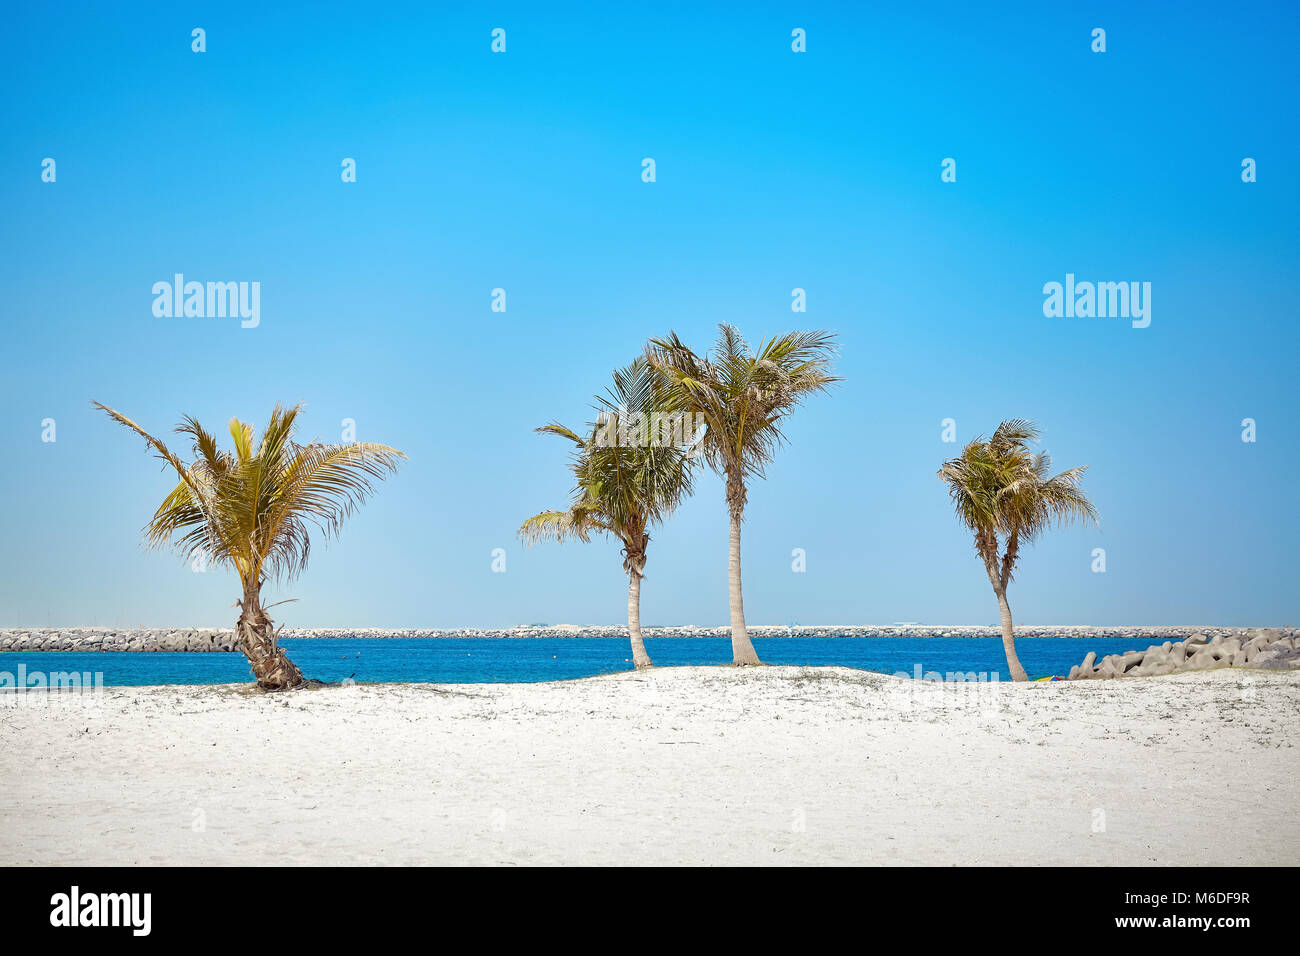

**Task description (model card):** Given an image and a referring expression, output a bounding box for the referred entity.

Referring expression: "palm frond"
[97,402,405,588]
[646,324,839,495]
[521,355,699,567]
[535,422,585,446]
[938,418,1098,572]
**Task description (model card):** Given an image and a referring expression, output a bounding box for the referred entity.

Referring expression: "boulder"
[1144,641,1173,665]
[1119,650,1145,672]
[1070,652,1098,678]
[1217,637,1242,658]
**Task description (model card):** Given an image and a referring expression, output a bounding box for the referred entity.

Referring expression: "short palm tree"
[519,358,697,668]
[647,325,838,665]
[95,402,405,689]
[938,419,1097,681]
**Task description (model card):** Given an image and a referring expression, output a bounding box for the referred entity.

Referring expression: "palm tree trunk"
[627,571,652,668]
[993,587,1028,682]
[236,583,305,690]
[727,500,762,666]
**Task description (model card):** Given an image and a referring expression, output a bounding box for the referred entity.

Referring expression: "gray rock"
[1064,627,1300,680]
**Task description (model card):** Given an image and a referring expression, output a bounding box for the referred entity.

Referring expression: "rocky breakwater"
[0,628,236,652]
[2,624,1279,652]
[1067,628,1300,679]
[282,624,1234,641]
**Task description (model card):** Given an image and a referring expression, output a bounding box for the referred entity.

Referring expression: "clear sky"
[2,2,1296,628]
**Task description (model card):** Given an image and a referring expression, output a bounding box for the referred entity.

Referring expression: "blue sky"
[2,2,1296,628]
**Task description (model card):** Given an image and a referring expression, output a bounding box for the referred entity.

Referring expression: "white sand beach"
[2,666,1296,866]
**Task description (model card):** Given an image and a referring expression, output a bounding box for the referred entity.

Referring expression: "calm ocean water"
[0,636,1161,685]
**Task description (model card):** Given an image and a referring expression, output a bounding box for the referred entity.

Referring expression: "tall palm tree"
[519,358,697,668]
[95,402,405,689]
[647,325,838,665]
[938,419,1097,682]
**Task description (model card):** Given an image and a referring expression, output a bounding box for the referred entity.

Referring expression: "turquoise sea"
[0,636,1162,685]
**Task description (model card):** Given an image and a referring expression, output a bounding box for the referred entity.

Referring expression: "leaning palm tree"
[938,420,1097,681]
[646,325,838,665]
[95,402,404,689]
[519,358,697,668]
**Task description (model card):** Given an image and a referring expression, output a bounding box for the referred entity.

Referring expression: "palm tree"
[519,358,697,668]
[95,402,404,689]
[646,325,838,665]
[937,419,1097,682]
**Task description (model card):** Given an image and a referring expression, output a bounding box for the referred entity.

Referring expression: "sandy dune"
[1,666,1296,866]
